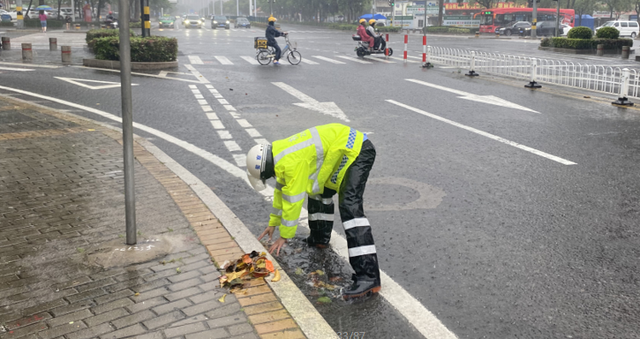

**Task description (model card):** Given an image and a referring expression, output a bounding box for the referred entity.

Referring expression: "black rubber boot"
[305,236,329,249]
[342,274,381,300]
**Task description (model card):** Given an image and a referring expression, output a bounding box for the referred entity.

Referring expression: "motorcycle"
[105,18,118,29]
[352,35,393,57]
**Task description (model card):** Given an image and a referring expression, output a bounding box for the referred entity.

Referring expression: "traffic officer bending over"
[246,123,381,300]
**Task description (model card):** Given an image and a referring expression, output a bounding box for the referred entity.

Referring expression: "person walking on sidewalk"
[246,123,381,300]
[39,11,47,33]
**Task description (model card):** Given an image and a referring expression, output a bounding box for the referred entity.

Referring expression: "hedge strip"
[92,36,178,62]
[541,37,633,50]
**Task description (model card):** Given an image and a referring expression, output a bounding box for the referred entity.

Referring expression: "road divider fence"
[427,46,640,101]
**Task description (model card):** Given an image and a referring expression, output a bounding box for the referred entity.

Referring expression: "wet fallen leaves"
[219,251,278,295]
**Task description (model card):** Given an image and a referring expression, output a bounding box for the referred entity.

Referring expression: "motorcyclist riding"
[366,19,386,51]
[105,11,116,28]
[265,16,288,65]
[356,18,374,52]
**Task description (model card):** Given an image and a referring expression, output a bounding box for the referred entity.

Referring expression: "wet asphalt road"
[1,23,640,339]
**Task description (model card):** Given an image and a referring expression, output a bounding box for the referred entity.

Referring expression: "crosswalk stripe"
[389,56,420,63]
[188,55,203,64]
[336,56,372,64]
[300,58,319,65]
[214,56,234,65]
[313,56,345,64]
[240,56,260,65]
[363,56,395,64]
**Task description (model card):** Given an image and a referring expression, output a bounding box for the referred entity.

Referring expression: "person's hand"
[268,237,287,256]
[258,226,275,242]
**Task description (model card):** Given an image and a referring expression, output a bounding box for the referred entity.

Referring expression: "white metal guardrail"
[428,46,640,99]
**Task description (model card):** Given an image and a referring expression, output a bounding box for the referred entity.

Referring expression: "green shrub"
[376,26,400,32]
[130,20,142,28]
[250,21,267,28]
[92,36,178,62]
[567,26,592,39]
[0,21,13,27]
[86,28,134,49]
[596,26,619,39]
[543,37,632,49]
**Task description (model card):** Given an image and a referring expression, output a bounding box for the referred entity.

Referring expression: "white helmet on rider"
[246,144,273,191]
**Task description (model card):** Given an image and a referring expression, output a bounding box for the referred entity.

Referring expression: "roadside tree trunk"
[438,0,443,26]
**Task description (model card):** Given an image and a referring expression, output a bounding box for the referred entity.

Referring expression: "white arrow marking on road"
[272,82,350,122]
[407,78,540,114]
[0,67,34,71]
[54,77,138,90]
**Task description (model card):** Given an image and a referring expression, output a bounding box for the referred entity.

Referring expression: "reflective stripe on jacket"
[269,123,365,238]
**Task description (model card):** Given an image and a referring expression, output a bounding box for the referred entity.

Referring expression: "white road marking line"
[189,84,198,89]
[229,112,241,119]
[387,99,576,165]
[210,120,225,129]
[77,66,204,84]
[205,84,214,89]
[54,77,138,90]
[245,128,261,137]
[236,119,252,128]
[214,56,234,65]
[218,99,229,105]
[194,94,204,99]
[188,55,204,64]
[206,113,219,120]
[313,56,345,64]
[197,99,207,105]
[240,56,260,65]
[336,56,371,64]
[232,153,247,167]
[364,56,395,63]
[184,64,210,84]
[300,58,319,65]
[191,89,201,94]
[0,62,59,69]
[217,130,232,139]
[254,138,269,145]
[224,105,236,111]
[201,106,213,112]
[0,67,35,71]
[389,56,419,63]
[224,140,242,152]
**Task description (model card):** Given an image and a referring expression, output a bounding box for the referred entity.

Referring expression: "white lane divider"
[0,67,35,72]
[389,56,419,63]
[312,56,345,64]
[214,56,234,65]
[188,55,204,64]
[363,56,395,64]
[300,58,319,65]
[336,56,371,64]
[386,99,576,165]
[240,56,260,65]
[184,64,209,84]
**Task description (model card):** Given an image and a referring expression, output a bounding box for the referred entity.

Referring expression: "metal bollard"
[475,31,479,38]
[49,37,57,51]
[525,58,542,88]
[403,34,408,63]
[74,23,81,30]
[61,46,71,64]
[465,51,479,76]
[612,68,633,106]
[597,44,604,56]
[1,36,10,50]
[384,33,389,57]
[622,46,630,59]
[22,43,32,62]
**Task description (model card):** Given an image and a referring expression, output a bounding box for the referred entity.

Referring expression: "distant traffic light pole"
[532,0,537,39]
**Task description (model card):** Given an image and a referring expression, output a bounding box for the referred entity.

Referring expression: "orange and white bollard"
[403,34,408,63]
[384,33,389,57]
[422,35,427,62]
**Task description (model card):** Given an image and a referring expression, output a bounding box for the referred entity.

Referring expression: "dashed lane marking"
[240,56,260,65]
[214,56,234,65]
[188,55,204,64]
[336,56,371,64]
[312,56,345,64]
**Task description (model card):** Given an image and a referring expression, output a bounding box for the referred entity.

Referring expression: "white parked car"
[0,9,18,20]
[595,20,639,38]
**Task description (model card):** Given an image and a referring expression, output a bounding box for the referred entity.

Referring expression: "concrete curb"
[82,58,178,70]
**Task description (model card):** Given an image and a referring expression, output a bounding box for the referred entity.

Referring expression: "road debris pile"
[219,251,281,295]
[298,269,341,304]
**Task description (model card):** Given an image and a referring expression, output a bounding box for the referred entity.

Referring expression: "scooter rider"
[366,19,386,51]
[246,123,382,300]
[357,18,374,52]
[105,11,115,27]
[265,16,287,65]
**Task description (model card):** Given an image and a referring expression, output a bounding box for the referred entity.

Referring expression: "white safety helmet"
[246,144,271,191]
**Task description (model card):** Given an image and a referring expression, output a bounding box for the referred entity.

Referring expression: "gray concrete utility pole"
[532,0,538,39]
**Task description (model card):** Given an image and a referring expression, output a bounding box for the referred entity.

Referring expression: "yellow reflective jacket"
[269,124,365,238]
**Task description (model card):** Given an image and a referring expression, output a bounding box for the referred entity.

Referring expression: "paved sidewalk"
[0,95,306,338]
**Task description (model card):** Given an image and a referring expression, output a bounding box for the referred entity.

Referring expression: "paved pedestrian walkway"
[0,95,306,339]
[0,31,92,65]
